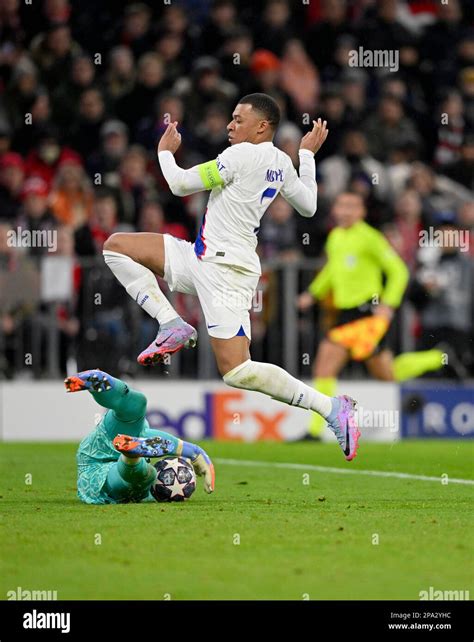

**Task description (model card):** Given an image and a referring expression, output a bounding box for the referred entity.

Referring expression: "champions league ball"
[151,457,196,502]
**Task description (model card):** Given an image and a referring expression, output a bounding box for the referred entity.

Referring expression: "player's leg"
[194,262,359,460]
[65,368,149,434]
[391,349,444,381]
[103,233,197,365]
[104,456,157,503]
[67,369,214,492]
[307,339,348,438]
[365,349,395,381]
[211,335,360,461]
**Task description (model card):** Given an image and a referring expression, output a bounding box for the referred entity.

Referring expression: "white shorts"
[163,234,259,340]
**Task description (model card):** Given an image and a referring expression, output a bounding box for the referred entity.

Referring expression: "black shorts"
[327,301,392,357]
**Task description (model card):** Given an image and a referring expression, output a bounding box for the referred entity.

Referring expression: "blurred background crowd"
[0,0,472,380]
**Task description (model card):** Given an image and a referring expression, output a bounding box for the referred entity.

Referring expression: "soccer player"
[66,368,214,504]
[103,93,360,461]
[297,191,444,439]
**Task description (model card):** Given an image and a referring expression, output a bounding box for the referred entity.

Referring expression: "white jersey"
[159,142,317,276]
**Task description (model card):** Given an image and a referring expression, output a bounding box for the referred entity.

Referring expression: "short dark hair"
[238,93,281,130]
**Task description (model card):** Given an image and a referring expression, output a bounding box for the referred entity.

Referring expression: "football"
[151,457,196,502]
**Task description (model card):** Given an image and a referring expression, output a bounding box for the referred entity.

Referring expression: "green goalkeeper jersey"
[308,220,409,309]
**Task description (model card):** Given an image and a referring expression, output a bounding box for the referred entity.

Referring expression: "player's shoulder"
[358,220,385,241]
[218,142,253,159]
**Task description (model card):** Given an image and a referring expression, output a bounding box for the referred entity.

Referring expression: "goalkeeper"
[298,192,444,438]
[66,369,214,504]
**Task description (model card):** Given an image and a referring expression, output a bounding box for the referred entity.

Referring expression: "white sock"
[103,250,179,325]
[223,359,333,418]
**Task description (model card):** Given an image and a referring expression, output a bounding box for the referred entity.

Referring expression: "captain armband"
[197,160,225,190]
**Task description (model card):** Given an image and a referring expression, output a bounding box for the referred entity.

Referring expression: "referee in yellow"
[298,192,443,438]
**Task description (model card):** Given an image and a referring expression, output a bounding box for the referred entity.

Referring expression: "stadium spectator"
[24,125,79,189]
[410,211,473,376]
[319,130,389,203]
[174,56,237,129]
[194,102,229,159]
[254,0,294,58]
[357,0,413,54]
[199,0,239,57]
[105,46,136,103]
[274,121,302,167]
[305,0,349,73]
[420,0,464,79]
[137,199,189,240]
[4,57,39,131]
[280,39,319,114]
[442,132,474,191]
[0,122,12,156]
[68,88,107,160]
[407,162,472,223]
[51,53,97,133]
[340,69,369,128]
[0,220,38,379]
[115,52,166,131]
[259,196,299,261]
[113,3,154,60]
[154,31,187,90]
[89,191,131,252]
[29,22,81,90]
[0,151,25,222]
[457,200,474,258]
[86,120,129,182]
[248,49,281,97]
[11,87,52,155]
[218,27,254,96]
[314,86,347,159]
[0,0,472,378]
[389,189,424,269]
[118,145,157,226]
[16,176,55,257]
[433,90,465,167]
[50,157,93,227]
[134,93,191,154]
[363,94,421,162]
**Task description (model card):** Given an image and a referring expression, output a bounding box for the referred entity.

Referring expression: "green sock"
[90,379,147,423]
[105,457,157,502]
[308,377,337,437]
[393,350,444,382]
[117,457,156,484]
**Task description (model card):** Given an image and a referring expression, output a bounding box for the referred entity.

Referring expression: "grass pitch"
[1,440,473,600]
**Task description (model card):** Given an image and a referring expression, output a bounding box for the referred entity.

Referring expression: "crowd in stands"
[0,0,472,378]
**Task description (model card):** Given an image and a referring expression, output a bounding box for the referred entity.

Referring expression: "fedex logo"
[146,390,289,441]
[265,169,284,182]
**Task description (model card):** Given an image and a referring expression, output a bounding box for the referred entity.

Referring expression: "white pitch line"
[215,458,474,486]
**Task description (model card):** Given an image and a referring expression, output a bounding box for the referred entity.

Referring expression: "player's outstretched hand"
[157,121,182,155]
[297,291,315,311]
[181,441,215,493]
[300,118,329,155]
